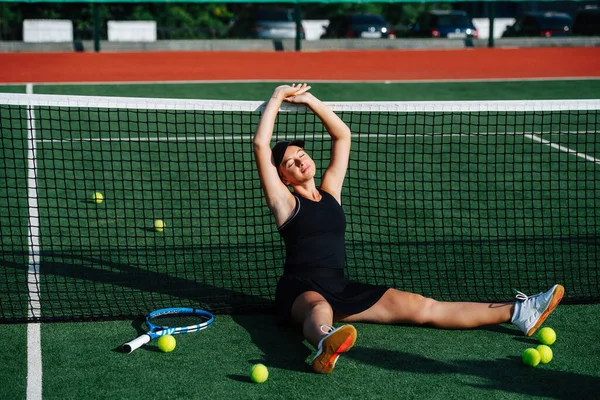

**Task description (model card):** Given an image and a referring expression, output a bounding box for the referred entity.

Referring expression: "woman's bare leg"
[336,288,514,329]
[290,291,335,348]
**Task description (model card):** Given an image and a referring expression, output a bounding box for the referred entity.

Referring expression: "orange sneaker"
[311,324,357,374]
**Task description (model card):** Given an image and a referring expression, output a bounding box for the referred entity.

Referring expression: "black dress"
[274,188,389,321]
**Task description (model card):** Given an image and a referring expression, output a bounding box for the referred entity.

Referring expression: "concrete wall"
[22,20,73,43]
[1,37,599,53]
[472,18,516,40]
[303,20,329,41]
[107,21,157,42]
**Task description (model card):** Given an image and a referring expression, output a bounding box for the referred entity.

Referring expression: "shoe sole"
[526,284,565,336]
[312,325,357,374]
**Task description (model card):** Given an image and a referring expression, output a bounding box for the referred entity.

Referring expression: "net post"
[295,2,302,52]
[488,2,496,48]
[93,3,101,52]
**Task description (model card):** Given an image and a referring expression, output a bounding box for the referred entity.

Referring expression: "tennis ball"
[93,192,104,204]
[250,363,268,384]
[157,334,176,353]
[522,348,541,367]
[536,344,553,364]
[538,327,556,345]
[154,219,165,232]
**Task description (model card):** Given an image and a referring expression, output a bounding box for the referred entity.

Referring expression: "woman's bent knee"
[291,291,331,323]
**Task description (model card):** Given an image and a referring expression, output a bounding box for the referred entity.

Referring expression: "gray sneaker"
[511,284,564,336]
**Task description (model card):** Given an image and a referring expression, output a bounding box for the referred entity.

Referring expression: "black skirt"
[275,268,389,322]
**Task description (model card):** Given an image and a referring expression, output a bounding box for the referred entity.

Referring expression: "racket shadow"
[231,313,314,373]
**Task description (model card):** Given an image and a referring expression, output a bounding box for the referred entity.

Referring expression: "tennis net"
[1,93,599,323]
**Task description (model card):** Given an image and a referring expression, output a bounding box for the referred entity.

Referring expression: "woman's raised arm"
[285,92,351,203]
[253,84,311,219]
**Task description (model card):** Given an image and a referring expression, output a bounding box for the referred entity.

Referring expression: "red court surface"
[1,47,599,83]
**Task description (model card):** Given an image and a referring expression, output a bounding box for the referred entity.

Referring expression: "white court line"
[525,134,600,165]
[26,323,42,400]
[3,76,600,85]
[26,82,43,400]
[35,130,594,144]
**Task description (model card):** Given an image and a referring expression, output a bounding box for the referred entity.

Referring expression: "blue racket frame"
[122,307,214,353]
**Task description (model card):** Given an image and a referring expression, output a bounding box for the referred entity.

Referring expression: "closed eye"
[285,151,306,168]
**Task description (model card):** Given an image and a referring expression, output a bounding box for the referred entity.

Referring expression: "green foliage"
[157,4,232,38]
[0,4,19,39]
[382,2,452,25]
[0,2,455,41]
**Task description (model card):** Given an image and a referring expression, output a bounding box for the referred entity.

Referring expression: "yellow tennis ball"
[157,334,176,353]
[93,192,104,204]
[538,327,556,345]
[154,219,165,232]
[522,348,541,367]
[536,344,553,364]
[250,363,268,383]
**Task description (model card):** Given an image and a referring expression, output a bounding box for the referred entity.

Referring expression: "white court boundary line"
[34,130,596,144]
[1,76,600,86]
[37,132,600,169]
[35,131,600,172]
[525,134,600,166]
[25,82,42,400]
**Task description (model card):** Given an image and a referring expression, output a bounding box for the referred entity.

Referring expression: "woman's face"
[278,145,316,185]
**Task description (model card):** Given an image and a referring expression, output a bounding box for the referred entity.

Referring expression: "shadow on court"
[231,313,313,374]
[1,247,310,370]
[1,247,314,370]
[0,247,276,323]
[346,347,600,399]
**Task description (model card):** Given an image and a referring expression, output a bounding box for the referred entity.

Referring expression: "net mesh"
[1,93,599,323]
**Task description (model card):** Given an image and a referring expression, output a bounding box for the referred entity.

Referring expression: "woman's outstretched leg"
[337,285,564,335]
[337,288,512,328]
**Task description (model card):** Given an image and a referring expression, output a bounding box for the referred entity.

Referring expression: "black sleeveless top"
[279,189,346,276]
[274,189,389,321]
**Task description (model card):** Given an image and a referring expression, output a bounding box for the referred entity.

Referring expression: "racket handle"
[122,334,151,353]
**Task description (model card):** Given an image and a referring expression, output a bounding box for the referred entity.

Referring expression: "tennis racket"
[122,307,214,353]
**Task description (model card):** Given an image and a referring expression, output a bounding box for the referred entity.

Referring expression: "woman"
[252,83,564,374]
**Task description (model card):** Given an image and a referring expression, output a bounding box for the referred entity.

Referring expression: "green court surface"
[1,80,599,399]
[3,79,600,101]
[1,307,600,399]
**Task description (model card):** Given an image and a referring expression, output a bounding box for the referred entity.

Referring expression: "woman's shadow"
[231,312,314,375]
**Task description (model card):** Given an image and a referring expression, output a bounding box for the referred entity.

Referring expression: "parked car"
[407,10,478,39]
[502,12,572,37]
[572,7,600,35]
[226,7,304,39]
[320,14,394,39]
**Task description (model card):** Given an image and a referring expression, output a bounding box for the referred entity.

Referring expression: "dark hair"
[271,140,305,167]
